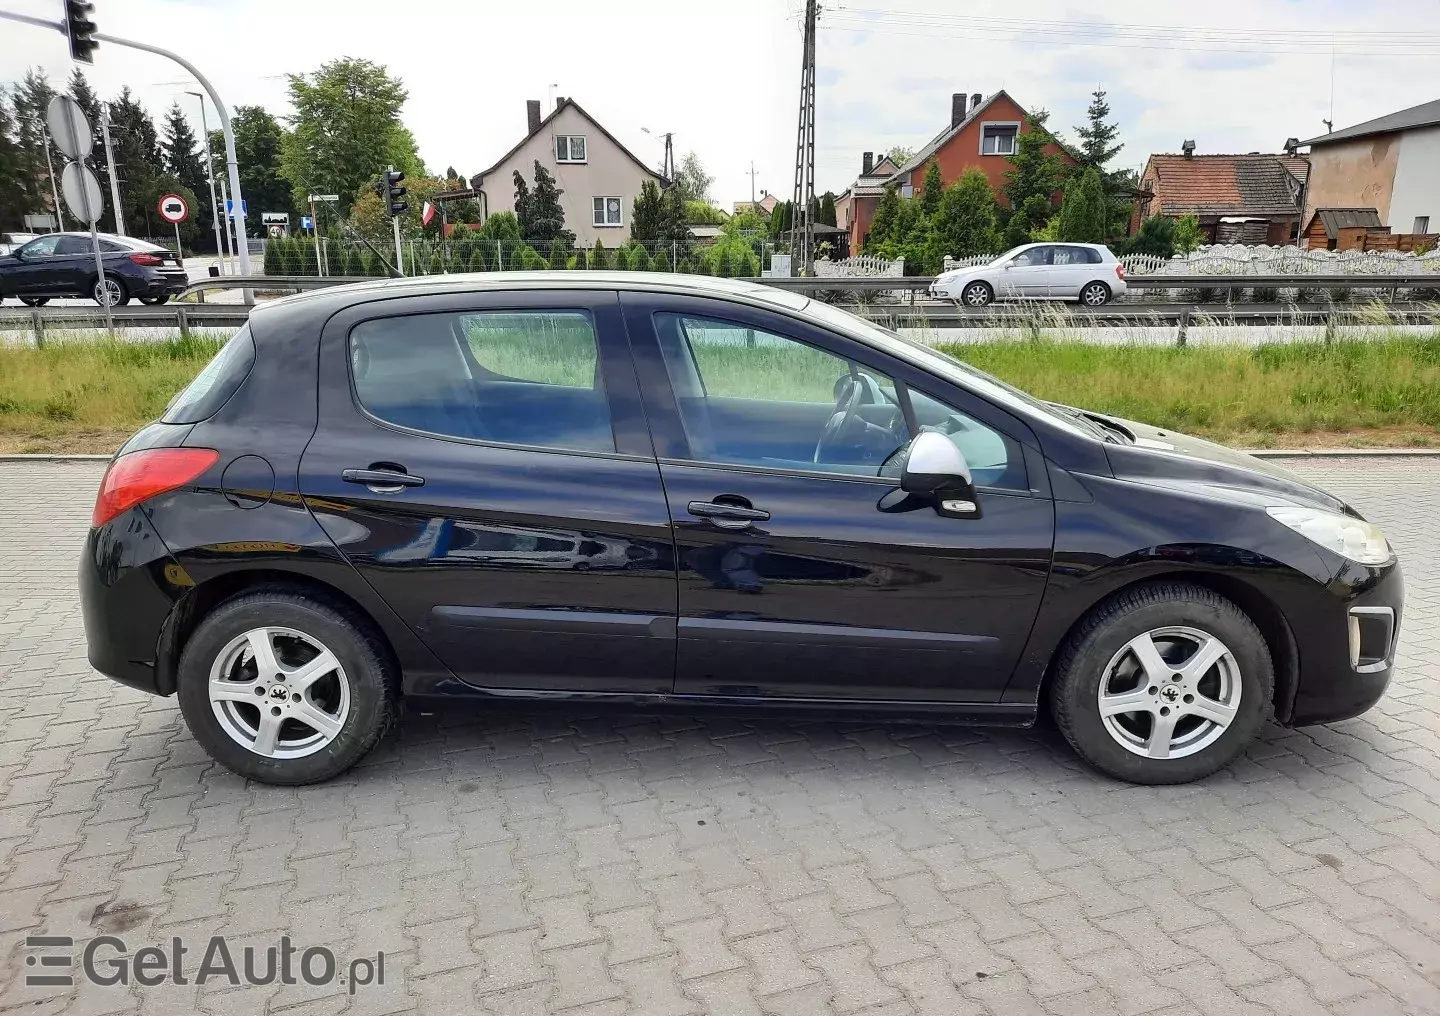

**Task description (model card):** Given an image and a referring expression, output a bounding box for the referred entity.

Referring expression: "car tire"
[138,294,171,305]
[1049,582,1272,785]
[1080,281,1111,307]
[176,590,400,785]
[19,296,49,307]
[961,281,993,307]
[93,276,130,307]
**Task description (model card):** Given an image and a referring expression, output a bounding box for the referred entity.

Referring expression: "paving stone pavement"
[0,458,1437,1016]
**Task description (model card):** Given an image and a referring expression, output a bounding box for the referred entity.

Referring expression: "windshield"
[802,300,1098,438]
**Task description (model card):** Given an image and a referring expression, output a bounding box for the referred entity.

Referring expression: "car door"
[297,288,678,696]
[1049,245,1092,299]
[995,246,1053,299]
[8,235,62,294]
[622,291,1055,704]
[51,235,95,295]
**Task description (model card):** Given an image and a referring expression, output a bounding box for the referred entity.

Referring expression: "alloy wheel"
[1082,283,1109,306]
[208,626,351,759]
[963,283,991,307]
[1097,626,1241,759]
[93,278,123,306]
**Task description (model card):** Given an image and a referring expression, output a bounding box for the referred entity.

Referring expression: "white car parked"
[931,242,1127,307]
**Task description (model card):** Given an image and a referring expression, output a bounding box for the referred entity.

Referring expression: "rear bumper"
[134,271,189,296]
[79,510,184,696]
[1290,559,1404,725]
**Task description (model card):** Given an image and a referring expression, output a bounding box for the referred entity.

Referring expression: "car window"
[1052,246,1092,266]
[906,387,1027,491]
[55,236,91,255]
[98,239,127,253]
[654,312,907,476]
[350,310,615,453]
[19,235,61,257]
[163,325,256,424]
[1011,246,1053,267]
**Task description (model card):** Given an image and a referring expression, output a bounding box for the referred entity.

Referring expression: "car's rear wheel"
[19,296,49,307]
[1080,281,1111,307]
[961,281,993,307]
[177,591,399,784]
[92,276,130,307]
[138,294,170,305]
[1049,582,1272,784]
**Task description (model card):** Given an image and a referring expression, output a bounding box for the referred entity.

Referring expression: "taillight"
[128,252,163,266]
[92,448,219,527]
[1115,263,1126,280]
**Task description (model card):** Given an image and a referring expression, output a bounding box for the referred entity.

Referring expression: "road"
[0,457,1436,1015]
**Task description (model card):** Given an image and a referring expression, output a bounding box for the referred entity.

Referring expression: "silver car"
[932,242,1127,307]
[0,232,39,256]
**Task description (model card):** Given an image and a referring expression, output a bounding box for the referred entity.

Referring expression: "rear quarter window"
[162,325,256,424]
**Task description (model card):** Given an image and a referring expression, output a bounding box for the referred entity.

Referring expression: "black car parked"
[79,274,1403,786]
[0,231,187,307]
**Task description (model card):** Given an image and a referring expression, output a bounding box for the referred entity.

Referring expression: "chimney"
[862,151,874,175]
[526,99,542,135]
[971,92,982,112]
[1182,139,1196,158]
[952,93,966,128]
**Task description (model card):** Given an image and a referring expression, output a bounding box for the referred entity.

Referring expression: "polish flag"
[421,201,436,227]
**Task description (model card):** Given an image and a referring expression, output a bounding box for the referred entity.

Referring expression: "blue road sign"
[300,215,314,230]
[225,199,248,219]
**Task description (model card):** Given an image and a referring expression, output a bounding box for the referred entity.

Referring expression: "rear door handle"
[687,500,770,529]
[342,468,425,492]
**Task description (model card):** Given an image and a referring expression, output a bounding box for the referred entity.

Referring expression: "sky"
[3,0,1439,209]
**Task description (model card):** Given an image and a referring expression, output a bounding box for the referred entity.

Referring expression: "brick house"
[834,152,901,257]
[886,91,1077,201]
[1130,147,1310,245]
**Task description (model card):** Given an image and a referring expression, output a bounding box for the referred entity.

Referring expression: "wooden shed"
[1302,208,1383,250]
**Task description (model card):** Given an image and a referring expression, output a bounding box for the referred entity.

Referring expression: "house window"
[555,135,587,163]
[981,123,1019,156]
[1416,216,1431,235]
[593,197,623,227]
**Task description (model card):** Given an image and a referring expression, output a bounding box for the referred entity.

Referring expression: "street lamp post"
[185,90,228,274]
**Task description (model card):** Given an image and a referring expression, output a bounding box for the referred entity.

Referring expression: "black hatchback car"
[79,274,1402,786]
[0,231,187,306]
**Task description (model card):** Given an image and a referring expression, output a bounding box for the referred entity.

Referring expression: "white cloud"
[3,0,1437,207]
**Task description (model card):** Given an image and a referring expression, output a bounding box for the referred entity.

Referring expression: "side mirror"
[900,431,980,516]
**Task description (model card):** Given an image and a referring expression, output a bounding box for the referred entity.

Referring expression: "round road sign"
[47,95,93,161]
[158,194,189,224]
[60,162,105,225]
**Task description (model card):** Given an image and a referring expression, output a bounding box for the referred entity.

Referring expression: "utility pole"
[662,132,675,182]
[186,90,227,272]
[748,161,759,209]
[41,126,66,231]
[99,106,124,234]
[789,0,819,275]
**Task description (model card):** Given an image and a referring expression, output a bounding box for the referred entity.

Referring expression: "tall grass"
[2,329,1439,452]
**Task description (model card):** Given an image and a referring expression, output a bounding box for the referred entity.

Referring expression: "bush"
[468,250,485,273]
[1123,216,1176,258]
[263,241,281,275]
[519,245,549,271]
[429,251,445,276]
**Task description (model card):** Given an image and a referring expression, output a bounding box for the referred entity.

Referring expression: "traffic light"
[384,169,408,217]
[65,0,98,64]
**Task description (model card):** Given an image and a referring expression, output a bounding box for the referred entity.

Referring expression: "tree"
[1055,167,1108,243]
[11,69,56,222]
[933,170,998,259]
[1000,110,1067,247]
[673,151,713,204]
[630,180,665,247]
[1075,88,1122,173]
[351,174,455,243]
[885,145,914,167]
[281,58,420,218]
[227,106,292,236]
[919,162,944,219]
[161,103,208,227]
[512,169,532,233]
[524,161,574,258]
[865,185,901,253]
[659,185,692,267]
[66,69,109,208]
[817,191,837,227]
[685,200,726,226]
[107,87,167,236]
[1123,215,1176,258]
[0,92,27,229]
[1173,214,1203,253]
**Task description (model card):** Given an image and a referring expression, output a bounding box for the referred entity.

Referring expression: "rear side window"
[55,236,90,255]
[350,310,614,453]
[162,325,256,424]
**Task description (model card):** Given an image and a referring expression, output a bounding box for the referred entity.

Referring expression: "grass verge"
[2,330,1439,453]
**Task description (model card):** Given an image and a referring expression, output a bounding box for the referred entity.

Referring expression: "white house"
[469,98,665,247]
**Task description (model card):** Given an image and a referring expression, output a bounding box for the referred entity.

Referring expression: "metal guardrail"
[759,273,1440,294]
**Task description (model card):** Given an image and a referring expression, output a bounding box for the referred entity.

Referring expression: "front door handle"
[687,500,770,529]
[342,468,425,492]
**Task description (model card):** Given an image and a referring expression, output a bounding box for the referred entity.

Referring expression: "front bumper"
[79,509,185,696]
[1289,558,1404,725]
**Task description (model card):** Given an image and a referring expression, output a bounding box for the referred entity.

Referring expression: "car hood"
[1089,413,1354,516]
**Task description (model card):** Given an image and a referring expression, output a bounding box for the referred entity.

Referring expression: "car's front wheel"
[961,281,993,307]
[93,276,130,307]
[176,591,399,784]
[1050,582,1272,784]
[1080,281,1111,307]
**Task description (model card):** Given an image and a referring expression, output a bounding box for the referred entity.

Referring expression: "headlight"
[1266,506,1391,565]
